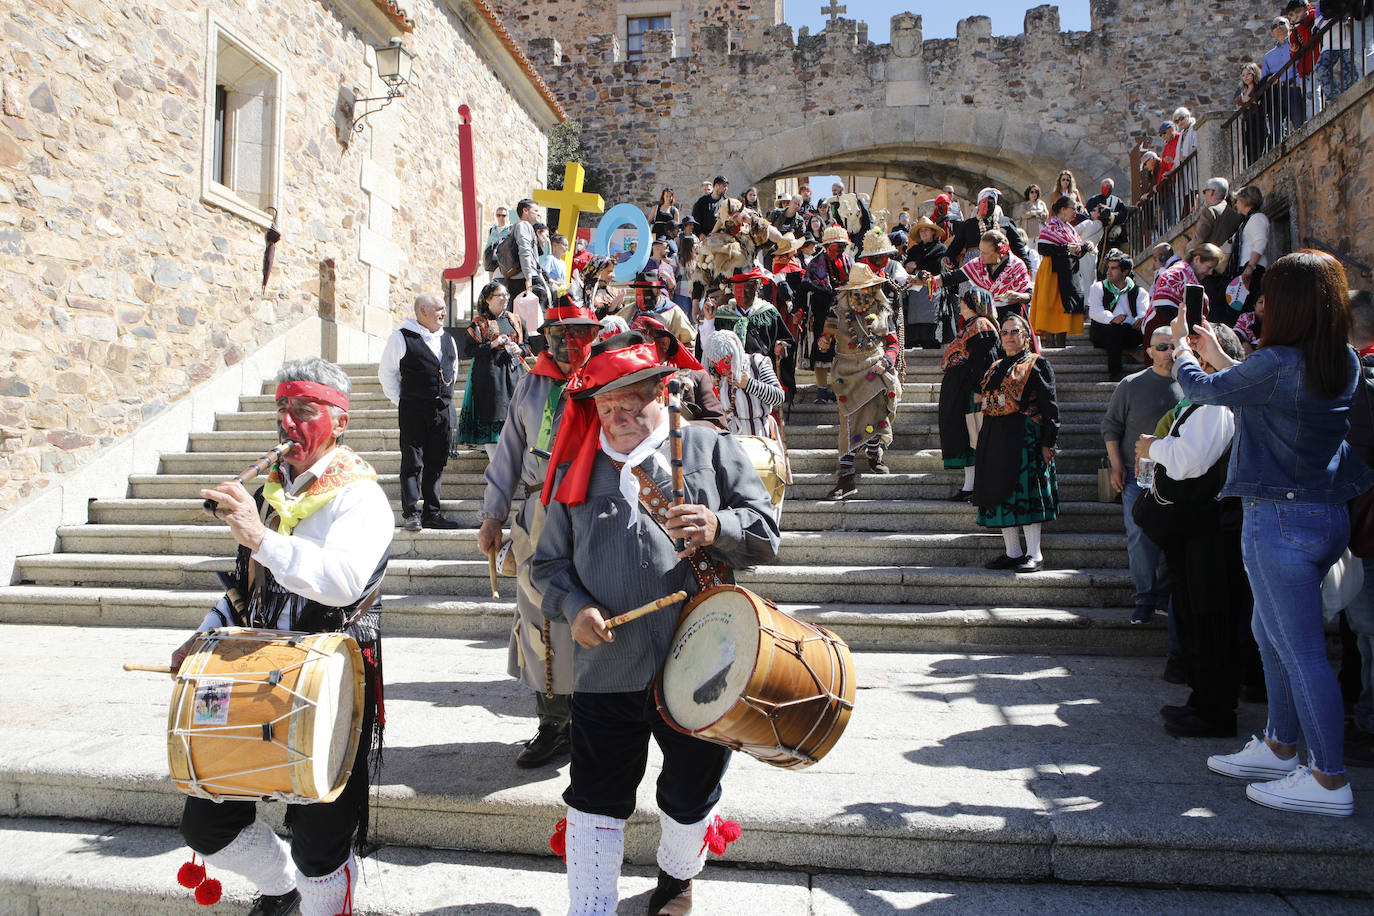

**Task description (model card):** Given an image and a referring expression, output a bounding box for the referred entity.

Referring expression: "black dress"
[972,352,1060,527]
[457,312,524,445]
[938,317,999,469]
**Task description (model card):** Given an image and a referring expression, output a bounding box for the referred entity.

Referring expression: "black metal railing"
[1224,13,1371,175]
[1126,150,1198,256]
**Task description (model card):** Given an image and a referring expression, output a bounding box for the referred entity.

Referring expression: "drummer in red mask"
[532,331,779,915]
[171,357,393,916]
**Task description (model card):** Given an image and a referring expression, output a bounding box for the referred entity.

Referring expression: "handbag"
[1322,548,1365,619]
[1097,459,1119,504]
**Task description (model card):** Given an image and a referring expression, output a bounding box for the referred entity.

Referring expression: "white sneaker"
[1207,735,1300,780]
[1245,766,1355,817]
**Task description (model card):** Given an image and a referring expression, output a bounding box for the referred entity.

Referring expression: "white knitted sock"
[203,819,294,897]
[565,808,625,915]
[962,467,975,490]
[1001,526,1024,558]
[297,854,354,916]
[1024,523,1043,561]
[656,809,712,881]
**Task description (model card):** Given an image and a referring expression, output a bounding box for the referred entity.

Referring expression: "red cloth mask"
[277,402,335,465]
[566,330,596,368]
[712,357,732,378]
[1100,183,1112,196]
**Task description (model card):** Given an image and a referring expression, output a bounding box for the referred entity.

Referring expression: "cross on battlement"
[821,1,847,23]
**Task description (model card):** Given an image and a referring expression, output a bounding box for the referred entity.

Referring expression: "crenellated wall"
[495,0,1268,210]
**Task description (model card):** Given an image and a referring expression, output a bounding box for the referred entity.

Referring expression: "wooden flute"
[203,441,292,512]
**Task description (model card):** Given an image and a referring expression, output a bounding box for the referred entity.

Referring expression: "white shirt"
[1240,212,1270,270]
[1087,281,1150,326]
[199,448,394,630]
[378,317,446,406]
[1148,401,1235,480]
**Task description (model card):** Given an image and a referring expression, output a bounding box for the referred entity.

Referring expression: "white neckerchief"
[600,417,671,527]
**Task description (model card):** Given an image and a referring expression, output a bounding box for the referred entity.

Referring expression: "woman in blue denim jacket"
[1168,251,1374,817]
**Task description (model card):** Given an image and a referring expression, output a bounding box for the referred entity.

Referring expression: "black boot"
[247,890,300,916]
[516,723,570,768]
[647,870,693,915]
[828,470,857,500]
[866,449,890,474]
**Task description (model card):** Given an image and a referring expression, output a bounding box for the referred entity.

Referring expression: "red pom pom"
[549,818,567,861]
[177,858,206,889]
[707,834,727,855]
[194,878,222,905]
[717,818,742,843]
[701,815,743,858]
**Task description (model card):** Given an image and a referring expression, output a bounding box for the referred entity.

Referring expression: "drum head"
[662,589,761,731]
[311,646,355,795]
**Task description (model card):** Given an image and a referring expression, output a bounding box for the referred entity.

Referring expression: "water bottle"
[1137,457,1156,488]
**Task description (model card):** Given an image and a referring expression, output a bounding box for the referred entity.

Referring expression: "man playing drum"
[170,358,393,916]
[477,301,601,768]
[532,332,780,915]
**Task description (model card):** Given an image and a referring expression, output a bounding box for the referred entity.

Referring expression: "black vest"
[398,328,458,404]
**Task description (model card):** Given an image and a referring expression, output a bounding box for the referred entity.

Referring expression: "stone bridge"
[498,0,1261,208]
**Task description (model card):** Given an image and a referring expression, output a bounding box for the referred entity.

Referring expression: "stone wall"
[501,0,1271,210]
[0,0,553,512]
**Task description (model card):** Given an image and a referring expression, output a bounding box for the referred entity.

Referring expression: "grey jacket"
[481,371,565,521]
[532,425,780,692]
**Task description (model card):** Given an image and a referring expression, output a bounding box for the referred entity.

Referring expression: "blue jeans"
[1241,498,1349,774]
[1317,49,1356,106]
[1121,475,1172,612]
[1343,556,1374,733]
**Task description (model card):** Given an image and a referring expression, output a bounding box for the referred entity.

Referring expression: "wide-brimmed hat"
[728,265,770,285]
[910,216,942,237]
[858,228,898,259]
[773,232,805,257]
[820,225,849,247]
[539,303,601,333]
[631,314,704,371]
[836,262,887,291]
[629,259,667,289]
[568,331,674,400]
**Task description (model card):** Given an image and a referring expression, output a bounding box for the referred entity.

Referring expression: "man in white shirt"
[1088,249,1152,380]
[378,293,460,530]
[173,358,394,916]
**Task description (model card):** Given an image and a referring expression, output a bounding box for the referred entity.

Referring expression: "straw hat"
[858,228,898,260]
[820,224,849,247]
[773,232,805,257]
[910,216,942,238]
[836,262,887,291]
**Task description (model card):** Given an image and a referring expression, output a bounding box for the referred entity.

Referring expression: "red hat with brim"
[728,266,770,285]
[567,331,674,400]
[539,303,601,332]
[631,314,704,371]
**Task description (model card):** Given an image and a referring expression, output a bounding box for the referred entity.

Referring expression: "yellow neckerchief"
[261,446,377,534]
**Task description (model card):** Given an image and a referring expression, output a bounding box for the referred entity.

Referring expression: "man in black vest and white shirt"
[1088,249,1151,382]
[379,293,460,530]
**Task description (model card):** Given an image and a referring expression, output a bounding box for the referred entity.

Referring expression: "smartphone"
[1184,284,1205,331]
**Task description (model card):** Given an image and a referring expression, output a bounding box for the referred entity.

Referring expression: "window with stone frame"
[200,17,283,227]
[625,14,672,60]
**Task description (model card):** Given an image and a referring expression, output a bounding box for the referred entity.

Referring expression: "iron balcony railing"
[1126,150,1198,257]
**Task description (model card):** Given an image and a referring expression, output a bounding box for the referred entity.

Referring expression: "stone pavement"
[2,624,1373,904]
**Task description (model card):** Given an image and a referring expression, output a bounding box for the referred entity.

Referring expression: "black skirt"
[938,363,978,469]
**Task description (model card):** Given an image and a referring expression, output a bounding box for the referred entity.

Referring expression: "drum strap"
[621,463,729,591]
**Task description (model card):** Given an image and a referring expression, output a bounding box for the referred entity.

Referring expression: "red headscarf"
[630,313,704,371]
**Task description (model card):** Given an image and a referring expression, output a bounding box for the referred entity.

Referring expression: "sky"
[783,0,1092,43]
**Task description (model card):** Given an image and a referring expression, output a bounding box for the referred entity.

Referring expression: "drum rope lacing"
[736,626,853,767]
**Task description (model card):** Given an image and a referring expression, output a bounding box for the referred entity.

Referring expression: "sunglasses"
[1151,343,1172,352]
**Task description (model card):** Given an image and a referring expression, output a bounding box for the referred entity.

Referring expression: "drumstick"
[604,591,687,629]
[124,663,174,674]
[486,545,500,599]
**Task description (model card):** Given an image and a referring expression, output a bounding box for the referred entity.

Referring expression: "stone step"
[0,587,1156,654]
[159,446,1113,476]
[85,497,1125,533]
[12,554,1133,606]
[3,625,1369,894]
[216,403,1114,431]
[56,525,1128,568]
[126,471,1107,503]
[186,426,1110,454]
[5,818,1364,915]
[236,378,1118,413]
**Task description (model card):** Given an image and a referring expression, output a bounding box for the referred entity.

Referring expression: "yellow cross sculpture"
[534,162,605,294]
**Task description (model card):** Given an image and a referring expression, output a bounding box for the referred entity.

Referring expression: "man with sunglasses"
[1101,326,1182,628]
[479,302,602,768]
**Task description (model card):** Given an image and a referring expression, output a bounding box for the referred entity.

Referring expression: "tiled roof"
[369,0,415,32]
[467,0,566,120]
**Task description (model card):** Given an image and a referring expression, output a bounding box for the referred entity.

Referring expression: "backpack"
[495,230,521,278]
[482,240,500,273]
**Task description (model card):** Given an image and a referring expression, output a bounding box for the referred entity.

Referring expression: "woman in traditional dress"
[973,312,1060,573]
[1030,196,1095,349]
[458,281,527,458]
[903,217,948,348]
[939,288,1001,501]
[825,263,902,499]
[926,229,1033,329]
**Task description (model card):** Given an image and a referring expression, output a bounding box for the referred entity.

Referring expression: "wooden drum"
[167,628,364,803]
[656,585,855,769]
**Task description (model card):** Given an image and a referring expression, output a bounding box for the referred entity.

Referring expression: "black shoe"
[813,387,832,404]
[647,869,693,915]
[402,513,422,532]
[828,472,858,500]
[1161,655,1187,684]
[421,513,460,529]
[1160,703,1192,721]
[947,489,974,502]
[515,725,570,768]
[1014,556,1043,573]
[985,554,1022,570]
[248,890,300,916]
[1164,709,1237,738]
[867,453,890,474]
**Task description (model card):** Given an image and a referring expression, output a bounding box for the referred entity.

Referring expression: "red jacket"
[1289,4,1319,77]
[1160,135,1180,179]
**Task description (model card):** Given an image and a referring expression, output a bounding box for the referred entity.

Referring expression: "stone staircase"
[0,341,1371,912]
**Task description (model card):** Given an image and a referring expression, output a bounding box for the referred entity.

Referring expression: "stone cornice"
[327,0,409,44]
[446,0,565,127]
